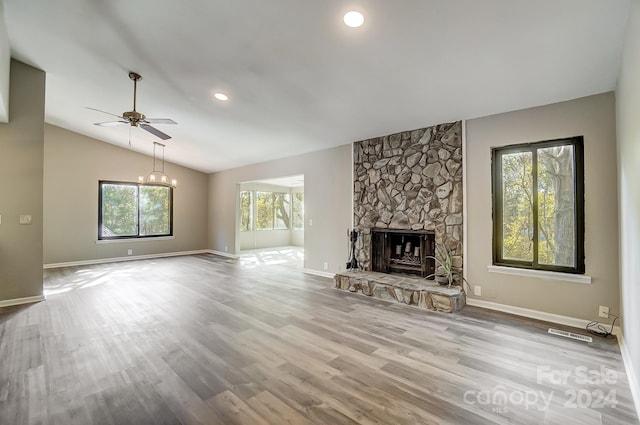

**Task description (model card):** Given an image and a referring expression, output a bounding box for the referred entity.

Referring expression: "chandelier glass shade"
[138,142,177,187]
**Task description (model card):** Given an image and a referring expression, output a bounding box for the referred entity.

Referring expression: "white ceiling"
[3,0,631,174]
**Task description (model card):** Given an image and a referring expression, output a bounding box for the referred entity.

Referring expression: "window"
[256,191,274,230]
[239,190,253,231]
[492,137,584,274]
[255,191,290,230]
[99,181,173,239]
[293,192,304,230]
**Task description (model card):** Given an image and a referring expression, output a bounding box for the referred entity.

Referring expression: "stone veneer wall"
[353,121,463,278]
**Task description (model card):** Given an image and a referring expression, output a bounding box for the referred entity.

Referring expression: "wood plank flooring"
[0,254,637,424]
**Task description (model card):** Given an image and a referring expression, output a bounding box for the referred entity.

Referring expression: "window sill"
[96,236,175,244]
[487,265,592,284]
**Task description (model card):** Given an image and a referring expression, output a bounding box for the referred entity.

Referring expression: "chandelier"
[138,142,177,187]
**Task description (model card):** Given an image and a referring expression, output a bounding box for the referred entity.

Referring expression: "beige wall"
[43,125,209,264]
[209,144,351,273]
[466,92,619,321]
[0,60,45,301]
[616,0,640,410]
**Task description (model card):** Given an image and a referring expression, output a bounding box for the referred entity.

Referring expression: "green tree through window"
[293,192,304,230]
[140,186,171,236]
[101,183,138,236]
[240,191,253,231]
[273,193,290,230]
[492,137,584,273]
[99,181,172,239]
[252,191,291,230]
[256,192,274,230]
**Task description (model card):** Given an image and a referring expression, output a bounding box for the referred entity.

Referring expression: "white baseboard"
[43,250,212,269]
[208,250,240,259]
[466,298,621,335]
[0,294,45,308]
[619,333,640,420]
[303,269,335,279]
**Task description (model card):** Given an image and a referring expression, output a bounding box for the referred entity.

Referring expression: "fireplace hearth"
[371,229,435,278]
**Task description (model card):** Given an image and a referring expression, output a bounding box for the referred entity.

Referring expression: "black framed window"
[491,136,585,274]
[99,181,173,240]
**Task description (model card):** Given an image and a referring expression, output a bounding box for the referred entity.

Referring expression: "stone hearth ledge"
[334,271,465,313]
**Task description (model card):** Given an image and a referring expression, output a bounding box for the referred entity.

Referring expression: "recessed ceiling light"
[344,11,364,28]
[214,92,228,101]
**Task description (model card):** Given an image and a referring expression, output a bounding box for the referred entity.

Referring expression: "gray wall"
[466,92,619,322]
[209,144,351,273]
[0,60,45,301]
[43,125,209,264]
[616,0,640,410]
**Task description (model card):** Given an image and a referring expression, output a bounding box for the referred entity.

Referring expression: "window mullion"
[531,148,539,267]
[137,185,141,237]
[492,150,504,264]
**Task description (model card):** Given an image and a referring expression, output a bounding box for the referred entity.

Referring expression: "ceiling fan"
[88,72,177,140]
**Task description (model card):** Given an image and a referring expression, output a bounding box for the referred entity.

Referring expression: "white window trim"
[96,236,175,244]
[487,265,591,284]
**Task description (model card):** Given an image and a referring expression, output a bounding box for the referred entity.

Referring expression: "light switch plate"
[19,215,32,225]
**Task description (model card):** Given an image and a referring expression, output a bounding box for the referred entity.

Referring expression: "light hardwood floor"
[0,254,637,424]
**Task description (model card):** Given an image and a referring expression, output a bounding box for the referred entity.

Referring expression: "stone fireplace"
[335,121,465,313]
[370,229,435,278]
[353,121,463,281]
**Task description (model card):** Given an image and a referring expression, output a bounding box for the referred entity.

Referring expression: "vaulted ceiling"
[3,0,631,173]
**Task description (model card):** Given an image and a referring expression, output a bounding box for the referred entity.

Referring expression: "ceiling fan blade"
[86,107,125,119]
[144,118,177,125]
[140,124,171,140]
[94,121,128,127]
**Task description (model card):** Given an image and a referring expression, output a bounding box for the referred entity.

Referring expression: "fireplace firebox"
[370,229,436,278]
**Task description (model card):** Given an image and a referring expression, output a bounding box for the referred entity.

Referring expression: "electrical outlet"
[19,215,32,225]
[323,262,328,270]
[225,245,228,252]
[127,249,133,256]
[598,305,609,318]
[309,219,313,226]
[473,286,482,296]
